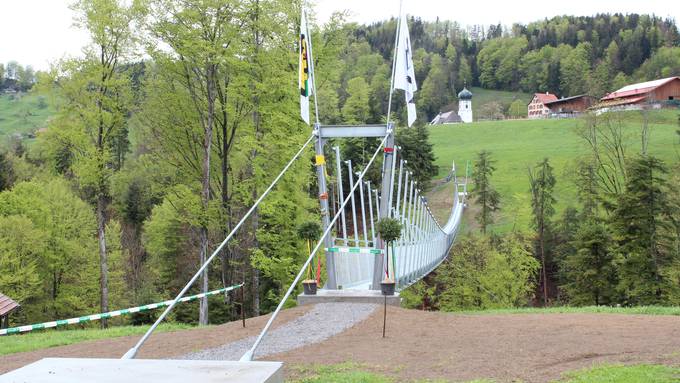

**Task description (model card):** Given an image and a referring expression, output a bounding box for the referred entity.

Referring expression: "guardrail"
[0,284,243,336]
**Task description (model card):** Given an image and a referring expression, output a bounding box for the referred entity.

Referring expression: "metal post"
[387,146,398,217]
[401,171,410,223]
[395,160,404,218]
[366,181,376,245]
[240,283,246,328]
[357,171,369,246]
[334,146,348,246]
[315,127,337,289]
[346,160,360,246]
[373,125,395,289]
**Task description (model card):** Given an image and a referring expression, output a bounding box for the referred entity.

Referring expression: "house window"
[670,96,675,100]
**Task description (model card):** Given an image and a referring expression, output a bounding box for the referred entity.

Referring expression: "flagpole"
[385,0,403,126]
[306,10,321,125]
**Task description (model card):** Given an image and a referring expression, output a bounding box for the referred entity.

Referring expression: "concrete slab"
[0,358,283,383]
[297,289,401,306]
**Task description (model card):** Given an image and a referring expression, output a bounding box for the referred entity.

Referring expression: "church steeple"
[457,84,473,123]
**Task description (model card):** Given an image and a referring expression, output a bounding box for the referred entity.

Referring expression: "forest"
[0,0,679,329]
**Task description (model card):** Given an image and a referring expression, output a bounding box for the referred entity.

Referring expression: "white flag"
[299,11,314,125]
[394,13,417,127]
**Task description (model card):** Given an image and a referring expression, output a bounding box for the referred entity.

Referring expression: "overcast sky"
[1,0,678,70]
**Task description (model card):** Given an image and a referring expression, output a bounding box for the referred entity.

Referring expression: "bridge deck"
[297,289,401,306]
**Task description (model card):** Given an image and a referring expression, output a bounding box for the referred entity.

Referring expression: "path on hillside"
[181,302,377,360]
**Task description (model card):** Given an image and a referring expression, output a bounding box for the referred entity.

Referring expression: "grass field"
[0,92,55,140]
[428,109,680,232]
[291,363,680,382]
[449,305,680,316]
[0,323,193,356]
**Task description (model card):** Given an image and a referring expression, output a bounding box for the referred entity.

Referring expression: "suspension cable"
[122,133,316,360]
[240,133,391,361]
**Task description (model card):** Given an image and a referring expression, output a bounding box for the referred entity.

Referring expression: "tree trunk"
[539,222,548,307]
[199,64,217,326]
[249,2,262,316]
[97,195,109,328]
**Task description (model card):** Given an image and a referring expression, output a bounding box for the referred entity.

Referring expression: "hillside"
[428,109,680,232]
[469,87,531,117]
[0,92,54,141]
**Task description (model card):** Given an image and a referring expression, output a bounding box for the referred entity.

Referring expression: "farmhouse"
[544,95,596,117]
[528,92,558,119]
[597,76,680,112]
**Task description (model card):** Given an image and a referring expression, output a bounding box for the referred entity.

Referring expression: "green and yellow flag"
[299,10,314,125]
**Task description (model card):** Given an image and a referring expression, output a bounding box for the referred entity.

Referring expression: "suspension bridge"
[2,4,469,383]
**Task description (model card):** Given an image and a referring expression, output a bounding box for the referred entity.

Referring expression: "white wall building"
[457,87,473,123]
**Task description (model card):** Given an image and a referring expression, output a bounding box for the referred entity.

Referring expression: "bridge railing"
[326,142,468,290]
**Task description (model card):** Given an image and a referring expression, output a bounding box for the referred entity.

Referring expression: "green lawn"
[428,109,680,231]
[0,323,193,356]
[290,363,680,382]
[447,305,680,316]
[0,92,55,139]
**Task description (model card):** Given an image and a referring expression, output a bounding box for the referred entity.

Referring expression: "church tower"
[457,87,473,123]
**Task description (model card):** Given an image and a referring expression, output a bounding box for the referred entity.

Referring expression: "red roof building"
[544,95,596,116]
[528,92,558,119]
[598,77,680,110]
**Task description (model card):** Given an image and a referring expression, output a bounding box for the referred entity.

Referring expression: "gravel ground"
[181,302,378,361]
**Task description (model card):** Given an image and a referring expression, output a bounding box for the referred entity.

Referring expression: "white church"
[430,87,473,124]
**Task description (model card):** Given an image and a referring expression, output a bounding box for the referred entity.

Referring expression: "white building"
[457,87,473,123]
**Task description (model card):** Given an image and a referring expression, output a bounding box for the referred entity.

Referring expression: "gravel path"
[181,302,377,361]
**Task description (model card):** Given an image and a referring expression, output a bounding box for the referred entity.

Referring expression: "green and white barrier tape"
[326,247,383,254]
[0,283,243,336]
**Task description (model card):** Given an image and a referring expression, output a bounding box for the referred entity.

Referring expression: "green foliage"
[0,178,105,324]
[507,99,528,118]
[472,150,500,233]
[395,125,439,187]
[424,233,539,311]
[297,221,322,242]
[0,151,16,191]
[0,215,43,303]
[376,218,402,243]
[342,77,371,124]
[477,37,528,90]
[636,47,680,79]
[561,218,617,305]
[612,155,676,305]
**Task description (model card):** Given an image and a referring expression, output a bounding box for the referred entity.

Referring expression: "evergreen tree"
[529,158,556,306]
[395,125,439,187]
[472,150,500,233]
[0,152,15,192]
[612,155,675,305]
[562,218,617,305]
